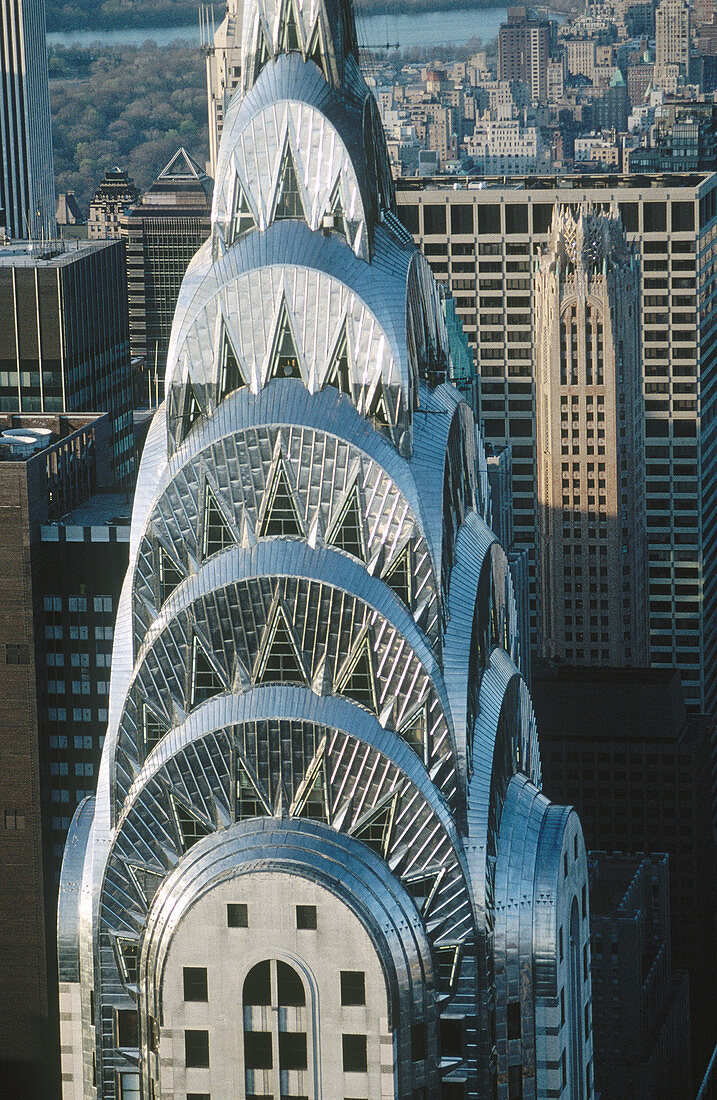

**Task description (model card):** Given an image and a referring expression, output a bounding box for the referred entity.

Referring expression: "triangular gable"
[259,457,304,536]
[171,795,212,853]
[326,483,366,561]
[125,862,164,909]
[190,636,226,708]
[181,385,202,441]
[202,481,235,558]
[218,325,245,399]
[253,22,271,83]
[279,0,301,52]
[404,866,445,916]
[291,740,329,822]
[383,542,412,608]
[397,701,425,753]
[368,382,390,429]
[306,21,326,77]
[351,793,398,858]
[326,177,346,238]
[236,757,271,818]
[142,701,168,754]
[158,545,184,605]
[336,634,377,711]
[267,299,303,382]
[227,176,255,246]
[273,137,306,222]
[255,604,307,685]
[323,320,351,395]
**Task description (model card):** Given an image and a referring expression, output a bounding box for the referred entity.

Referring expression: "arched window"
[243,960,311,1097]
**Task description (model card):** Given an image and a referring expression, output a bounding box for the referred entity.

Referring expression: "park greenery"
[49,44,209,211]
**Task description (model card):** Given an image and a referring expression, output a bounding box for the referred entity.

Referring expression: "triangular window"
[324,323,351,395]
[256,607,306,684]
[279,0,301,52]
[353,796,396,857]
[273,140,305,221]
[326,484,365,561]
[191,638,225,708]
[384,543,412,608]
[172,798,211,852]
[158,546,184,605]
[259,460,303,536]
[398,704,425,753]
[202,482,234,558]
[435,944,462,994]
[253,25,271,83]
[405,869,442,915]
[126,864,164,909]
[307,23,325,76]
[268,301,302,381]
[236,759,268,818]
[227,176,255,245]
[336,636,377,711]
[293,753,328,822]
[368,383,390,429]
[142,702,168,754]
[181,385,202,440]
[327,178,346,238]
[116,939,140,986]
[218,328,245,399]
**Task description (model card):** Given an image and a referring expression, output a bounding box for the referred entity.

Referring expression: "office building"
[0,0,55,240]
[203,0,243,177]
[588,852,691,1100]
[88,168,138,240]
[121,148,212,382]
[535,204,649,666]
[58,0,594,1095]
[498,6,550,105]
[532,662,716,1081]
[0,412,115,1097]
[0,238,134,483]
[654,0,691,86]
[396,173,717,711]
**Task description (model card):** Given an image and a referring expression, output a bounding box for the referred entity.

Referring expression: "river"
[47,6,563,51]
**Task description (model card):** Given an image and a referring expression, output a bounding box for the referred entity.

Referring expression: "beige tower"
[535,205,649,667]
[655,0,691,86]
[203,0,244,177]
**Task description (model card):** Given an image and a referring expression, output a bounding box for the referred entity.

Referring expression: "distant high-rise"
[535,204,649,667]
[203,0,243,177]
[121,148,212,385]
[0,0,56,239]
[88,167,138,240]
[498,6,550,105]
[655,0,691,85]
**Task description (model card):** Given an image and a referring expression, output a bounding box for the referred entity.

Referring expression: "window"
[116,1010,139,1048]
[4,810,26,830]
[279,1030,307,1070]
[185,1030,210,1068]
[507,1001,521,1041]
[278,961,305,1006]
[244,1030,272,1069]
[450,204,473,234]
[423,204,446,235]
[478,204,501,233]
[340,971,366,1006]
[118,1073,140,1100]
[5,643,29,664]
[244,961,271,1005]
[296,904,317,929]
[342,1034,367,1072]
[398,204,419,235]
[183,967,208,1002]
[227,902,248,927]
[440,1017,463,1058]
[505,205,528,234]
[411,1022,426,1061]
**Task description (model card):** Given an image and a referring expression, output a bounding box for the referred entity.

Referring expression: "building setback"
[0,238,134,483]
[0,412,116,1098]
[58,0,594,1095]
[0,0,55,239]
[396,173,717,711]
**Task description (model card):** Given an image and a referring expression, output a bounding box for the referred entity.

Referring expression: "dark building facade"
[0,239,134,483]
[121,148,212,392]
[0,412,118,1097]
[589,852,692,1099]
[532,663,716,1082]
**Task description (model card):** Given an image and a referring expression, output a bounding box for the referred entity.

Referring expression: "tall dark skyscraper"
[58,0,595,1095]
[0,0,56,239]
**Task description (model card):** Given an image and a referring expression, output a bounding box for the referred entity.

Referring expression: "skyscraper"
[203,0,243,177]
[0,0,56,239]
[58,0,593,1096]
[655,0,691,86]
[396,173,717,711]
[535,204,649,666]
[498,6,550,105]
